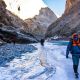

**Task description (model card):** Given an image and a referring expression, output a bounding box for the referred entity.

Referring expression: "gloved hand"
[66,55,68,59]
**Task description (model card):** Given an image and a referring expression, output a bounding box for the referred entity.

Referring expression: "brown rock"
[0,1,57,42]
[46,0,80,38]
[0,0,37,43]
[25,7,57,40]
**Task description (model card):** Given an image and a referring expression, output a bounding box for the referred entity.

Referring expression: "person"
[40,39,45,46]
[66,33,80,78]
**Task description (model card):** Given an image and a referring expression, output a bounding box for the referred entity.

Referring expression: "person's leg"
[72,55,79,73]
[75,55,79,73]
[73,65,77,73]
[72,55,79,78]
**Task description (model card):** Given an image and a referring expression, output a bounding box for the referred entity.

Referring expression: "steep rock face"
[25,7,57,39]
[0,0,37,43]
[65,0,79,15]
[46,0,80,38]
[1,0,57,42]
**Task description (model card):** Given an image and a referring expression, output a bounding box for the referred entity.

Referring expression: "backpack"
[71,39,80,54]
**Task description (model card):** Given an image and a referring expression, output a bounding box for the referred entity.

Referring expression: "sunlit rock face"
[65,0,80,15]
[25,7,57,39]
[3,0,47,20]
[46,0,80,38]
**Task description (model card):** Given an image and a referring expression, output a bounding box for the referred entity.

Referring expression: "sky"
[43,0,66,17]
[4,0,46,20]
[4,0,66,19]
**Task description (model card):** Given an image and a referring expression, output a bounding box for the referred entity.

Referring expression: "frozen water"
[0,41,80,80]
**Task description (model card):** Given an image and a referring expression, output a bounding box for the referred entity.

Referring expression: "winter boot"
[75,73,79,78]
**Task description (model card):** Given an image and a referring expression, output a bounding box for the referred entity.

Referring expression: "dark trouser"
[72,55,80,73]
[73,65,78,73]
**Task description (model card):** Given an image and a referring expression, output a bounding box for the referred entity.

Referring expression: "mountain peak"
[25,7,57,39]
[39,7,56,17]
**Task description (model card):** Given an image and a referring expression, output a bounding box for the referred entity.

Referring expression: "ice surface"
[0,41,80,80]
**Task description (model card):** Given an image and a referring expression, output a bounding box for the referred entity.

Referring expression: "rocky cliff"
[0,0,37,43]
[46,0,80,38]
[0,0,57,43]
[25,7,57,39]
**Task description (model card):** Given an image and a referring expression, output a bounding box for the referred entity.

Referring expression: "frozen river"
[0,41,80,80]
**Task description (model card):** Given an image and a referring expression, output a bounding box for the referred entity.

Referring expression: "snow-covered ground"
[0,41,80,80]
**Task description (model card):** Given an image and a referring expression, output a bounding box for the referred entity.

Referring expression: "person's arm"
[66,41,72,58]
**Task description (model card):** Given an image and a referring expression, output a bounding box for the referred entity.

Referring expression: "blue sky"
[43,0,66,17]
